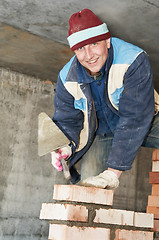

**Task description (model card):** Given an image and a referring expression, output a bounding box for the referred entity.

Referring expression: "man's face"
[74,39,110,76]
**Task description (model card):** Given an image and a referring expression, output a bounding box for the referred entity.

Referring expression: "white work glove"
[80,170,119,190]
[51,146,72,171]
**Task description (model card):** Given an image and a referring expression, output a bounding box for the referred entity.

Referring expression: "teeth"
[89,59,96,64]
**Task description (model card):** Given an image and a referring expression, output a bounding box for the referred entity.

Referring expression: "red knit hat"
[67,9,111,51]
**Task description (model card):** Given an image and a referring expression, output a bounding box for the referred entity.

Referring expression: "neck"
[85,68,101,78]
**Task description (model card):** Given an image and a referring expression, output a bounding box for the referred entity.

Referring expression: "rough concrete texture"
[0,66,154,239]
[0,68,69,240]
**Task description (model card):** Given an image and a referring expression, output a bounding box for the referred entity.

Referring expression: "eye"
[75,47,83,54]
[92,42,97,46]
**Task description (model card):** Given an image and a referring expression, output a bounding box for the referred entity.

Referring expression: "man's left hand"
[80,170,120,190]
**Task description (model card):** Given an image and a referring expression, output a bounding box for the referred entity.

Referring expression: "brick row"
[53,184,114,205]
[48,224,153,240]
[40,203,88,222]
[114,229,153,240]
[49,224,110,240]
[40,202,154,228]
[94,208,153,228]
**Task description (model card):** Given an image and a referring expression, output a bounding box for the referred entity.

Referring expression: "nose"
[85,46,93,60]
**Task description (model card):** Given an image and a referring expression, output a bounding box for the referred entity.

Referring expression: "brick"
[149,172,159,184]
[48,224,110,240]
[53,185,114,205]
[94,208,134,226]
[152,162,159,172]
[148,195,159,207]
[152,184,159,195]
[134,212,154,228]
[114,229,153,240]
[152,220,159,232]
[152,149,159,161]
[40,203,88,222]
[147,206,159,219]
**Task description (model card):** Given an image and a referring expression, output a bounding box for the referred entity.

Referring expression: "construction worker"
[51,9,159,189]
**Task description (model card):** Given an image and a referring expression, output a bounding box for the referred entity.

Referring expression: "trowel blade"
[38,112,69,156]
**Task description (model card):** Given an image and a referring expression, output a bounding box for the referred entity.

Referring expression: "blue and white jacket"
[53,37,155,183]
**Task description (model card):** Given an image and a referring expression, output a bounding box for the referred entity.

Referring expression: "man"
[51,9,159,189]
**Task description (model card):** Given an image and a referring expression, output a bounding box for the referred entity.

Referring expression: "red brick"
[114,229,153,240]
[49,224,110,240]
[148,195,159,207]
[152,184,159,195]
[53,185,114,205]
[151,219,159,232]
[147,206,159,219]
[134,212,154,228]
[94,208,134,226]
[40,203,88,222]
[149,172,159,184]
[152,149,159,161]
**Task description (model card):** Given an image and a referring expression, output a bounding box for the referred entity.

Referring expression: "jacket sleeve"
[106,52,155,170]
[53,75,84,148]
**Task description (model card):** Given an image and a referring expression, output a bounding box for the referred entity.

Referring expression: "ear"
[106,38,111,49]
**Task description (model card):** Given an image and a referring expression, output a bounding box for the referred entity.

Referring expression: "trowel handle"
[60,158,71,181]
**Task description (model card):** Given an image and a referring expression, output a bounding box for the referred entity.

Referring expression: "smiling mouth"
[88,58,98,64]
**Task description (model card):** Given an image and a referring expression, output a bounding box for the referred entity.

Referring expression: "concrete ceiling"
[0,0,158,89]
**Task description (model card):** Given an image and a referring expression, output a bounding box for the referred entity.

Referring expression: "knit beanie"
[67,9,111,51]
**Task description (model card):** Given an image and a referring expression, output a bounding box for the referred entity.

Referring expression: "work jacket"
[53,37,155,183]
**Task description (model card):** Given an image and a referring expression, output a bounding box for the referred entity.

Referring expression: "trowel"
[38,112,71,180]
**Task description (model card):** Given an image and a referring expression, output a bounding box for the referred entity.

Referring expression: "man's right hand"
[51,146,72,171]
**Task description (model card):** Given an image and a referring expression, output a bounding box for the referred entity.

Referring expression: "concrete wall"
[0,68,68,240]
[0,67,153,239]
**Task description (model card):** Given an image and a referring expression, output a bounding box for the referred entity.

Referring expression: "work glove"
[80,170,119,190]
[51,145,72,171]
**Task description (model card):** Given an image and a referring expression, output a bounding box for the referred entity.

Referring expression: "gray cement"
[0,23,74,83]
[0,67,153,240]
[0,68,69,240]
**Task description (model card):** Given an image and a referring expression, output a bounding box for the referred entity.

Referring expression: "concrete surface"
[0,22,73,82]
[0,68,69,240]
